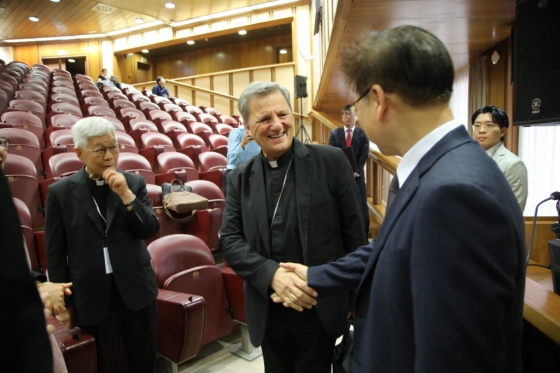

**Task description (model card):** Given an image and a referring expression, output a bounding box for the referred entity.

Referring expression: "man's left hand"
[269,268,317,312]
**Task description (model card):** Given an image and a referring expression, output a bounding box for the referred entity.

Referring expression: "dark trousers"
[81,277,158,373]
[357,178,369,237]
[261,302,335,373]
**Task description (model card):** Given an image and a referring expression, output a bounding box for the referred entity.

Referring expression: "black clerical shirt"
[84,167,109,231]
[261,144,303,264]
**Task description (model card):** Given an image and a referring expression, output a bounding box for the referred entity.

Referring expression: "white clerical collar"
[269,160,278,168]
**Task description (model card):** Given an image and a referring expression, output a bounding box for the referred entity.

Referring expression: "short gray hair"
[72,117,116,149]
[238,81,292,125]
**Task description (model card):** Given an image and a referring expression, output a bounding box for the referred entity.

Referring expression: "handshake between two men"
[270,263,315,312]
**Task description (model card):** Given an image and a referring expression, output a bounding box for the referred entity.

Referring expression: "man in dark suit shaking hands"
[219,81,367,373]
[278,26,525,373]
[328,105,370,236]
[46,117,159,373]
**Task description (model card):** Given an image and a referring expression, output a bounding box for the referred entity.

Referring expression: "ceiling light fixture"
[187,40,195,45]
[165,3,175,9]
[170,0,298,28]
[29,16,40,22]
[67,59,75,63]
[238,30,247,35]
[142,49,149,53]
[279,49,287,54]
[135,18,144,24]
[50,0,61,2]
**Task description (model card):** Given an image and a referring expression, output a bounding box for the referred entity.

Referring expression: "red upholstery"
[146,110,173,132]
[3,154,43,228]
[13,197,41,271]
[0,111,45,148]
[208,133,228,151]
[170,111,197,129]
[86,105,116,118]
[198,113,219,133]
[185,179,226,214]
[198,151,227,172]
[205,107,222,120]
[183,208,222,251]
[170,98,190,107]
[151,96,172,106]
[13,90,47,108]
[49,102,83,118]
[0,81,14,99]
[110,99,135,110]
[139,132,175,173]
[139,101,160,115]
[104,91,127,101]
[101,116,126,133]
[8,98,45,115]
[0,88,7,113]
[159,120,188,147]
[215,123,233,136]
[42,129,75,171]
[175,133,208,170]
[47,152,82,179]
[49,93,80,106]
[155,152,199,185]
[161,103,182,114]
[184,105,203,121]
[144,184,184,246]
[221,266,247,323]
[18,82,48,96]
[156,289,206,367]
[51,80,75,90]
[117,152,155,184]
[148,235,234,345]
[51,86,77,97]
[0,127,42,177]
[115,132,139,153]
[127,119,158,148]
[78,89,103,100]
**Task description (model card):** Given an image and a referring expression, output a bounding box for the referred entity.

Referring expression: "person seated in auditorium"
[1,136,71,373]
[96,68,121,89]
[152,76,170,98]
[225,125,261,196]
[471,105,528,210]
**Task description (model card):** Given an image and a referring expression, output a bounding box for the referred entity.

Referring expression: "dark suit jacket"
[328,126,369,182]
[219,139,367,347]
[0,168,53,372]
[309,126,525,373]
[46,168,159,326]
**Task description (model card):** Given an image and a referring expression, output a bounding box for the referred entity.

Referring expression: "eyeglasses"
[0,137,10,150]
[472,123,499,130]
[81,144,120,157]
[351,85,374,109]
[342,111,354,117]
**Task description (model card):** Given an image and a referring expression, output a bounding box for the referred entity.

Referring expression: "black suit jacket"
[329,126,369,182]
[46,168,159,326]
[219,139,367,346]
[309,126,525,373]
[0,168,53,372]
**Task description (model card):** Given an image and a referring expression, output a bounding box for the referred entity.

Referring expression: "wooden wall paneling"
[169,57,183,79]
[13,45,39,68]
[275,64,295,105]
[182,53,194,78]
[212,74,231,115]
[487,38,509,113]
[112,55,122,82]
[253,68,271,82]
[194,77,211,108]
[526,217,558,267]
[232,71,251,99]
[156,56,171,81]
[39,42,87,58]
[86,41,102,80]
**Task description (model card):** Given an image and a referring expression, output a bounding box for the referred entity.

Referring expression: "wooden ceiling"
[0,0,273,40]
[315,0,516,114]
[0,0,517,117]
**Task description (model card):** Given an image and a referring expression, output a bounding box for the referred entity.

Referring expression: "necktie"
[386,175,400,212]
[346,129,352,147]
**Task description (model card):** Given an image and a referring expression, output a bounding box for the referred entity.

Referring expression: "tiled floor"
[156,323,264,373]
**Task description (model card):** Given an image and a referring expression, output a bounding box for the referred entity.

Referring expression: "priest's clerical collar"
[84,166,105,186]
[261,142,294,169]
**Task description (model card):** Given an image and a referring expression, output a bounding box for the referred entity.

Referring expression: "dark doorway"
[65,57,86,77]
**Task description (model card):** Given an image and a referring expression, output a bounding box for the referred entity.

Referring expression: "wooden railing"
[310,109,400,238]
[131,62,296,117]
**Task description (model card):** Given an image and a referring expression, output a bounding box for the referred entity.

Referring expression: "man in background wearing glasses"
[45,117,159,373]
[471,105,528,210]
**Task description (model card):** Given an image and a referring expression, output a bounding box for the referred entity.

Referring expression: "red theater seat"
[148,235,234,345]
[0,127,43,178]
[13,197,41,271]
[175,133,208,171]
[49,93,80,106]
[117,152,155,184]
[139,132,175,173]
[208,134,228,157]
[0,110,45,149]
[215,123,233,137]
[155,152,199,185]
[3,154,43,228]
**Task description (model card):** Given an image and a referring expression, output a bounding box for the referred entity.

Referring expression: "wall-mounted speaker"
[294,75,308,99]
[513,0,560,126]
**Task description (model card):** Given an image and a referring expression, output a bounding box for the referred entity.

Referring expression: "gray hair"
[72,117,116,149]
[238,81,292,125]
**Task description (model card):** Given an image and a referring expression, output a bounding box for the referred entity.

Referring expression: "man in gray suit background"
[471,105,528,210]
[219,81,367,373]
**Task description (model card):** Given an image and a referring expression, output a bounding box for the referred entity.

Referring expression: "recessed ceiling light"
[88,30,97,34]
[51,0,61,2]
[67,59,75,63]
[186,40,195,45]
[142,49,149,53]
[238,30,247,35]
[165,2,175,9]
[279,49,287,54]
[29,16,40,22]
[135,18,144,23]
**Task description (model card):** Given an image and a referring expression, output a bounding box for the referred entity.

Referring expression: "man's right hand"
[270,267,317,312]
[279,262,309,282]
[56,305,77,329]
